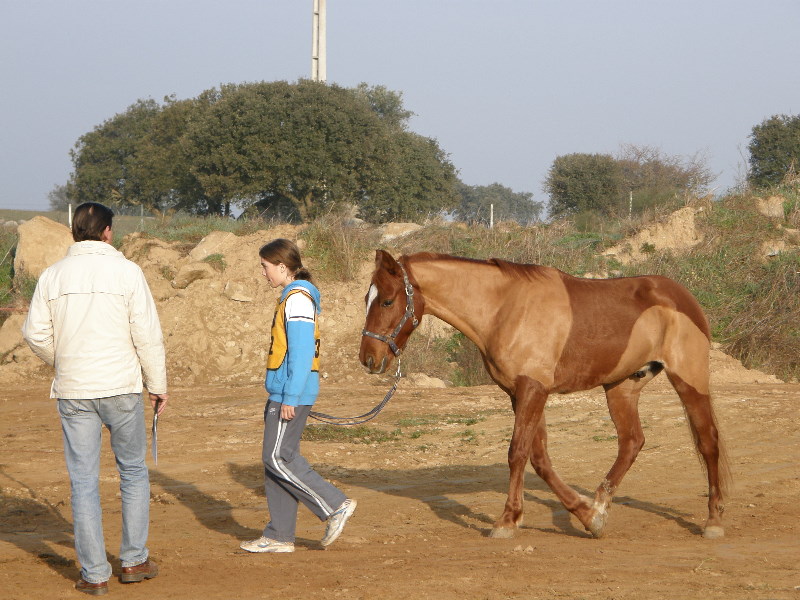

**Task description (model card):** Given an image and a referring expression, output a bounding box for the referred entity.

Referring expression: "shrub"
[301,213,379,281]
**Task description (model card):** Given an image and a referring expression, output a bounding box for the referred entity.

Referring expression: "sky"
[1,0,799,212]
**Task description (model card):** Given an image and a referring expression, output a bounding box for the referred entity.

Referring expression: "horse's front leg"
[490,376,548,538]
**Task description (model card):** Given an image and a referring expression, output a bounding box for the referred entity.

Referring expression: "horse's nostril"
[366,356,374,370]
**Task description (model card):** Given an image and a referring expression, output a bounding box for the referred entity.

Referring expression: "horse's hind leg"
[666,369,727,539]
[581,375,650,538]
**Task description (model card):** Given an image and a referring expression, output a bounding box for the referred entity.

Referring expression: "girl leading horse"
[360,251,729,540]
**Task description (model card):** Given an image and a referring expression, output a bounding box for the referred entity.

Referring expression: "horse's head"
[359,250,424,374]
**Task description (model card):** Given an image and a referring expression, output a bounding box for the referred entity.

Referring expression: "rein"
[309,261,418,426]
[309,359,402,425]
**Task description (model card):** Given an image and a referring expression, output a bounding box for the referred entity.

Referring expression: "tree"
[69,81,457,222]
[748,114,800,188]
[544,153,622,218]
[47,184,70,211]
[131,95,212,214]
[544,147,715,220]
[68,99,161,208]
[352,83,414,129]
[454,181,543,225]
[357,131,459,223]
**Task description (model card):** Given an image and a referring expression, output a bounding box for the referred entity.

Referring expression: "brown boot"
[75,578,108,595]
[120,559,159,583]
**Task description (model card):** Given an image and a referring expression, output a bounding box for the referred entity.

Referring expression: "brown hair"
[259,238,313,283]
[72,202,114,242]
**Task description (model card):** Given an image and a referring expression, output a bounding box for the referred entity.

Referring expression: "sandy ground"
[1,374,798,600]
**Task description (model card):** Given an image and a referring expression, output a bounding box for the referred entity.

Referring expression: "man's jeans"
[58,394,150,583]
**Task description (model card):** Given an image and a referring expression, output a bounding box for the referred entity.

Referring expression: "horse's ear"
[375,250,400,275]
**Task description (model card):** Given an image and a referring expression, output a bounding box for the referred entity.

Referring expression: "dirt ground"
[1,368,798,600]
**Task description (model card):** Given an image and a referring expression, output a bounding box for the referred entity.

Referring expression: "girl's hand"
[281,404,296,420]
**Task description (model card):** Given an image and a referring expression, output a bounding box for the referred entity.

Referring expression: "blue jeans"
[58,394,150,583]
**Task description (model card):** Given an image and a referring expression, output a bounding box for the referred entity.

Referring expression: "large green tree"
[69,99,161,208]
[748,114,800,188]
[454,181,543,225]
[544,153,622,218]
[68,81,458,222]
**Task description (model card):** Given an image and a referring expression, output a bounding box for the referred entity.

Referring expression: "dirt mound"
[602,206,704,264]
[0,222,373,388]
[0,219,783,389]
[709,346,782,385]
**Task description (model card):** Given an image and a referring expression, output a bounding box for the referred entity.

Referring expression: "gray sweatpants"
[261,401,347,542]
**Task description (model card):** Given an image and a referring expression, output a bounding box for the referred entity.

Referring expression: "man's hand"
[149,392,169,415]
[280,403,295,421]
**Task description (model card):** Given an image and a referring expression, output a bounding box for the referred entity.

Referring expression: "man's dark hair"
[72,202,114,242]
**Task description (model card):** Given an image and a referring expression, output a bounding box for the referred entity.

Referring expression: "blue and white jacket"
[265,280,321,406]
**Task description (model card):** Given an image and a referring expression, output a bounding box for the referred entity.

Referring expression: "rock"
[0,313,27,357]
[761,240,786,258]
[172,262,218,289]
[405,373,448,388]
[223,280,255,302]
[377,222,423,243]
[122,233,183,265]
[189,231,237,262]
[13,216,73,280]
[755,195,785,219]
[121,233,184,300]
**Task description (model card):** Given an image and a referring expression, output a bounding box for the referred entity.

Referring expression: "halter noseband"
[362,261,419,356]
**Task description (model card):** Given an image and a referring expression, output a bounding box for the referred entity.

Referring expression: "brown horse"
[360,250,729,540]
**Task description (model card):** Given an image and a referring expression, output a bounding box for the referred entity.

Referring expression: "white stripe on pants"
[260,401,347,542]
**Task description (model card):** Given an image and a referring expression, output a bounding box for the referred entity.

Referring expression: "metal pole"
[311,0,327,82]
[490,203,494,229]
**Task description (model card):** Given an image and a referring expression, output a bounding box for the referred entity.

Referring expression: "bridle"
[361,260,419,356]
[308,261,417,426]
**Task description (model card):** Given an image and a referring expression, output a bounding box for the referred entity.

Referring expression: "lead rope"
[308,358,402,425]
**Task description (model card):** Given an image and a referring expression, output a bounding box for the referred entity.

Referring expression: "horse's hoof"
[703,525,725,539]
[488,527,515,539]
[587,513,607,538]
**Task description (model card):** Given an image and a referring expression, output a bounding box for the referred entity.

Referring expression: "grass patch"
[301,213,380,281]
[202,253,226,272]
[459,429,479,444]
[395,415,440,428]
[141,213,266,243]
[301,412,492,446]
[302,424,401,444]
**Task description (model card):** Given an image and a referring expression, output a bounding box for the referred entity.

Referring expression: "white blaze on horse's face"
[366,284,378,315]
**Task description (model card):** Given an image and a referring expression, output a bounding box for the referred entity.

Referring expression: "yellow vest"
[267,289,320,372]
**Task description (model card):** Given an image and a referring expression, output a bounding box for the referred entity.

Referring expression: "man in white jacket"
[22,202,168,596]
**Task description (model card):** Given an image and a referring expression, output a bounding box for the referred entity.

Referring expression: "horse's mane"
[405,252,548,282]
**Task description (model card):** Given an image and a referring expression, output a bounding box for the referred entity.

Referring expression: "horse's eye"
[382,299,394,307]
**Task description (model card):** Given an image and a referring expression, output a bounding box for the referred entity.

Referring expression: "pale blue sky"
[1,0,798,211]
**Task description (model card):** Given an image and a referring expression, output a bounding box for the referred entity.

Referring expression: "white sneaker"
[239,536,295,553]
[321,499,357,547]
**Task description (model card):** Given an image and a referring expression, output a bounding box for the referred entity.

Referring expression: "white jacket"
[22,241,167,399]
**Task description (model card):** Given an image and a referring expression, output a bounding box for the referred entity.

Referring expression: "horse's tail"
[681,395,733,497]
